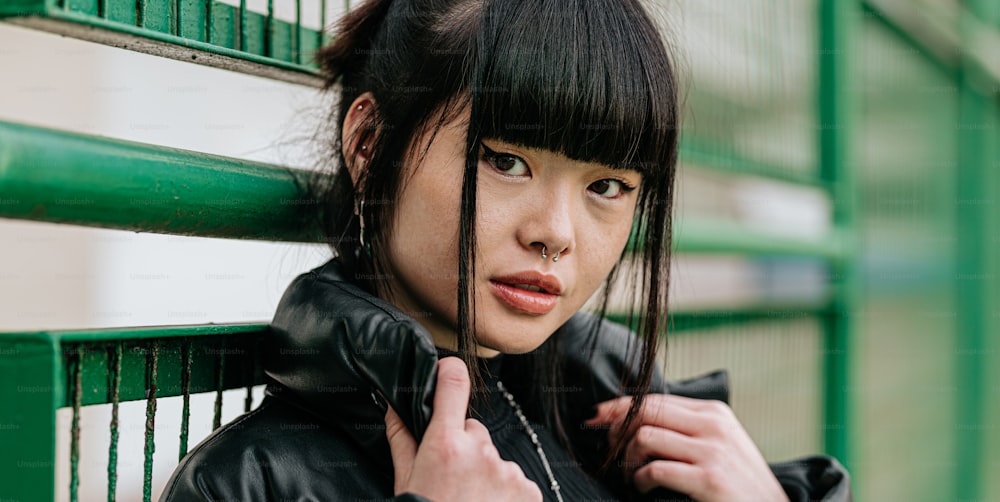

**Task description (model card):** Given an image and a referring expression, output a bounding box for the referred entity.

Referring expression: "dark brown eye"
[590,179,613,195]
[589,179,637,199]
[482,145,529,176]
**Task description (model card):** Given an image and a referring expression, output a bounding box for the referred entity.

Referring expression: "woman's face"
[354,104,642,356]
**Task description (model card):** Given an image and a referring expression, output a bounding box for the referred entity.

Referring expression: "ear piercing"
[357,104,363,111]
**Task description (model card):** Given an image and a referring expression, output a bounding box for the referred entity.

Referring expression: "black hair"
[310,0,678,474]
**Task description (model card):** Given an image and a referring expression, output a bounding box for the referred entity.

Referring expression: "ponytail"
[315,0,394,90]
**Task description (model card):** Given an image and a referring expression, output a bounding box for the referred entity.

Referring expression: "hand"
[384,357,543,502]
[585,394,789,502]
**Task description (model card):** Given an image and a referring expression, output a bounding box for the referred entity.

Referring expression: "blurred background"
[1,0,998,500]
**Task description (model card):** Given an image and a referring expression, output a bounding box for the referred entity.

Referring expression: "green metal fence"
[1,0,997,500]
[0,0,330,85]
[0,326,266,501]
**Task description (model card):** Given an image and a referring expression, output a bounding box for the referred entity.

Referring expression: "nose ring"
[540,246,560,263]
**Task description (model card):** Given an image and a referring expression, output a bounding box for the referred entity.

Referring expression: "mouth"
[488,272,563,315]
[507,283,545,293]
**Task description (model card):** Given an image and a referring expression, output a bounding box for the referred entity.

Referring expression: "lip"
[489,271,563,316]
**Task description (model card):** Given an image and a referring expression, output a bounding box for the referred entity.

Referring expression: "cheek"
[387,156,466,305]
[576,212,635,288]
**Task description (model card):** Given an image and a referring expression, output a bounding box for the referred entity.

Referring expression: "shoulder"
[557,311,729,402]
[555,311,653,400]
[159,397,390,501]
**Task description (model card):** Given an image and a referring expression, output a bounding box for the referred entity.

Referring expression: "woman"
[162,0,850,500]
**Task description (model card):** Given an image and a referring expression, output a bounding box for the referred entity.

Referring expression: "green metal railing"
[817,0,856,470]
[857,0,999,499]
[0,121,319,241]
[0,0,331,85]
[0,325,266,501]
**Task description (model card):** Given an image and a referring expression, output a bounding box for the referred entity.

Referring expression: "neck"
[431,331,501,358]
[380,274,501,358]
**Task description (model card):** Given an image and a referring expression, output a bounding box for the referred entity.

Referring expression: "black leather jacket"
[161,259,851,501]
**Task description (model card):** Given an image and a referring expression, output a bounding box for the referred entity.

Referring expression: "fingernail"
[372,390,387,413]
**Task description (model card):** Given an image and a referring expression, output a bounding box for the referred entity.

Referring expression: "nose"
[518,185,574,262]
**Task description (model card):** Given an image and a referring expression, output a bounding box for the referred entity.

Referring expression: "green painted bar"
[628,217,848,261]
[860,1,957,78]
[293,0,300,64]
[0,121,322,242]
[0,0,49,16]
[142,0,172,34]
[63,332,265,406]
[239,0,247,51]
[0,0,325,86]
[679,140,831,190]
[104,0,134,26]
[178,0,207,41]
[271,17,293,62]
[245,9,266,57]
[211,2,236,50]
[0,333,62,501]
[954,0,991,498]
[818,0,856,473]
[862,0,1000,99]
[608,309,827,335]
[107,341,121,502]
[65,0,97,17]
[298,24,317,65]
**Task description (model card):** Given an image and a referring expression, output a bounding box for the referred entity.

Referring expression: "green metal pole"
[818,0,857,472]
[954,1,992,499]
[0,333,62,501]
[0,120,321,242]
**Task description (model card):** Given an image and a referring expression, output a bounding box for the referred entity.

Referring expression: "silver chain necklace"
[496,380,565,502]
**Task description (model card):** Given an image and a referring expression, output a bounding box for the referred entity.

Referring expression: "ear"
[341,92,378,187]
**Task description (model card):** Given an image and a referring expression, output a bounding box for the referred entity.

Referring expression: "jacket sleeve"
[161,473,432,502]
[640,455,851,502]
[160,454,434,502]
[157,399,437,502]
[770,455,852,502]
[550,311,853,502]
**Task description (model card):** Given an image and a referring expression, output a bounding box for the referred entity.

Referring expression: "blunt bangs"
[471,0,678,174]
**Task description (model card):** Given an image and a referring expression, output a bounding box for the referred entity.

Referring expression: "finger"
[585,395,634,425]
[499,461,543,500]
[427,357,472,432]
[623,425,700,473]
[384,405,417,493]
[464,417,491,439]
[465,418,500,459]
[633,459,703,495]
[591,394,709,437]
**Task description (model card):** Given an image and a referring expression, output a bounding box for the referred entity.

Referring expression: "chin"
[475,319,560,355]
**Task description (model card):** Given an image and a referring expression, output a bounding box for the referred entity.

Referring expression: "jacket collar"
[266,259,440,450]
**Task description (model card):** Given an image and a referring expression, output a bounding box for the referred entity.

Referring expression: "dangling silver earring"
[540,245,548,260]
